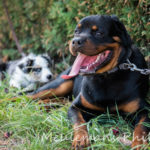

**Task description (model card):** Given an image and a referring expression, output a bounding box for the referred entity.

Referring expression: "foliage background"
[0,1,150,149]
[0,0,149,72]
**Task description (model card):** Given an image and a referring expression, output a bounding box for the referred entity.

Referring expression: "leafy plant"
[0,0,149,70]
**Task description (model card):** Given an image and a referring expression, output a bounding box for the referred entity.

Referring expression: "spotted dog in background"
[28,15,149,149]
[0,53,53,92]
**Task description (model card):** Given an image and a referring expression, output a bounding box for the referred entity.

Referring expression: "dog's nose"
[72,37,85,47]
[47,74,52,80]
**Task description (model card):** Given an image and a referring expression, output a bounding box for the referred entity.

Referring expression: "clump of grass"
[0,79,150,149]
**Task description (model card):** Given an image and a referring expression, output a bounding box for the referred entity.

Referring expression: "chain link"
[119,59,150,75]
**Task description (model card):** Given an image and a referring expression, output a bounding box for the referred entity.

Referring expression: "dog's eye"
[32,68,41,72]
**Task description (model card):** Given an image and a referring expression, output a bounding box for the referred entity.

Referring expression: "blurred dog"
[0,53,53,92]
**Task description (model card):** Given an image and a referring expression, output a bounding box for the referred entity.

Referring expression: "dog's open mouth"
[62,50,113,79]
[80,50,113,73]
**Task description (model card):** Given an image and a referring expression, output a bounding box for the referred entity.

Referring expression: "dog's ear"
[111,15,132,48]
[111,15,119,22]
[0,63,7,72]
[41,54,52,66]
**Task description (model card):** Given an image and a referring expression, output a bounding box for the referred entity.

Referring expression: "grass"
[0,80,150,150]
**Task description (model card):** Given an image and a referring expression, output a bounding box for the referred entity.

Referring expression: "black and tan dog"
[29,15,150,149]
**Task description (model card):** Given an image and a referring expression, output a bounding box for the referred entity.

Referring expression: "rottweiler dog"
[29,15,150,149]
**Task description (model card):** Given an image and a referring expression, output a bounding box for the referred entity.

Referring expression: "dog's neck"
[102,46,133,75]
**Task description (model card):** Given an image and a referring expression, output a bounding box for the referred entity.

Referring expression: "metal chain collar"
[119,59,150,75]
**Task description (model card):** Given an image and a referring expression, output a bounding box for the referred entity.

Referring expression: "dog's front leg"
[28,80,73,100]
[68,95,90,149]
[132,109,150,150]
[22,83,35,92]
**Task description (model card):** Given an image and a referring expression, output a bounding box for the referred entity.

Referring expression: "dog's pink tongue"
[61,53,87,79]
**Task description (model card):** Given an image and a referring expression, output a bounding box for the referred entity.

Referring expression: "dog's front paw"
[132,140,148,150]
[72,129,90,150]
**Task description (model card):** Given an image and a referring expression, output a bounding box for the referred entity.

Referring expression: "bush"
[0,0,149,71]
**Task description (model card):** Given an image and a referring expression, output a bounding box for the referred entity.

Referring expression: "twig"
[2,0,25,57]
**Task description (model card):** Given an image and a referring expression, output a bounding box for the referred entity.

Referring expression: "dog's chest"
[81,74,136,108]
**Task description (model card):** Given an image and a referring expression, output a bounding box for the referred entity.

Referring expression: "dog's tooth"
[98,54,101,58]
[96,55,100,62]
[95,59,98,63]
[85,66,88,71]
[92,62,95,65]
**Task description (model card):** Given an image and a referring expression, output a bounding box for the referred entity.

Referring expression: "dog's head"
[62,15,132,79]
[18,54,53,83]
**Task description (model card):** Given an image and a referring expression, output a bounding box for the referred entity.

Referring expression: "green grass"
[0,80,150,150]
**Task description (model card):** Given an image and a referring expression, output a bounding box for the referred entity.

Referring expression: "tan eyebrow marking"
[92,25,98,30]
[78,24,82,28]
[113,36,121,42]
